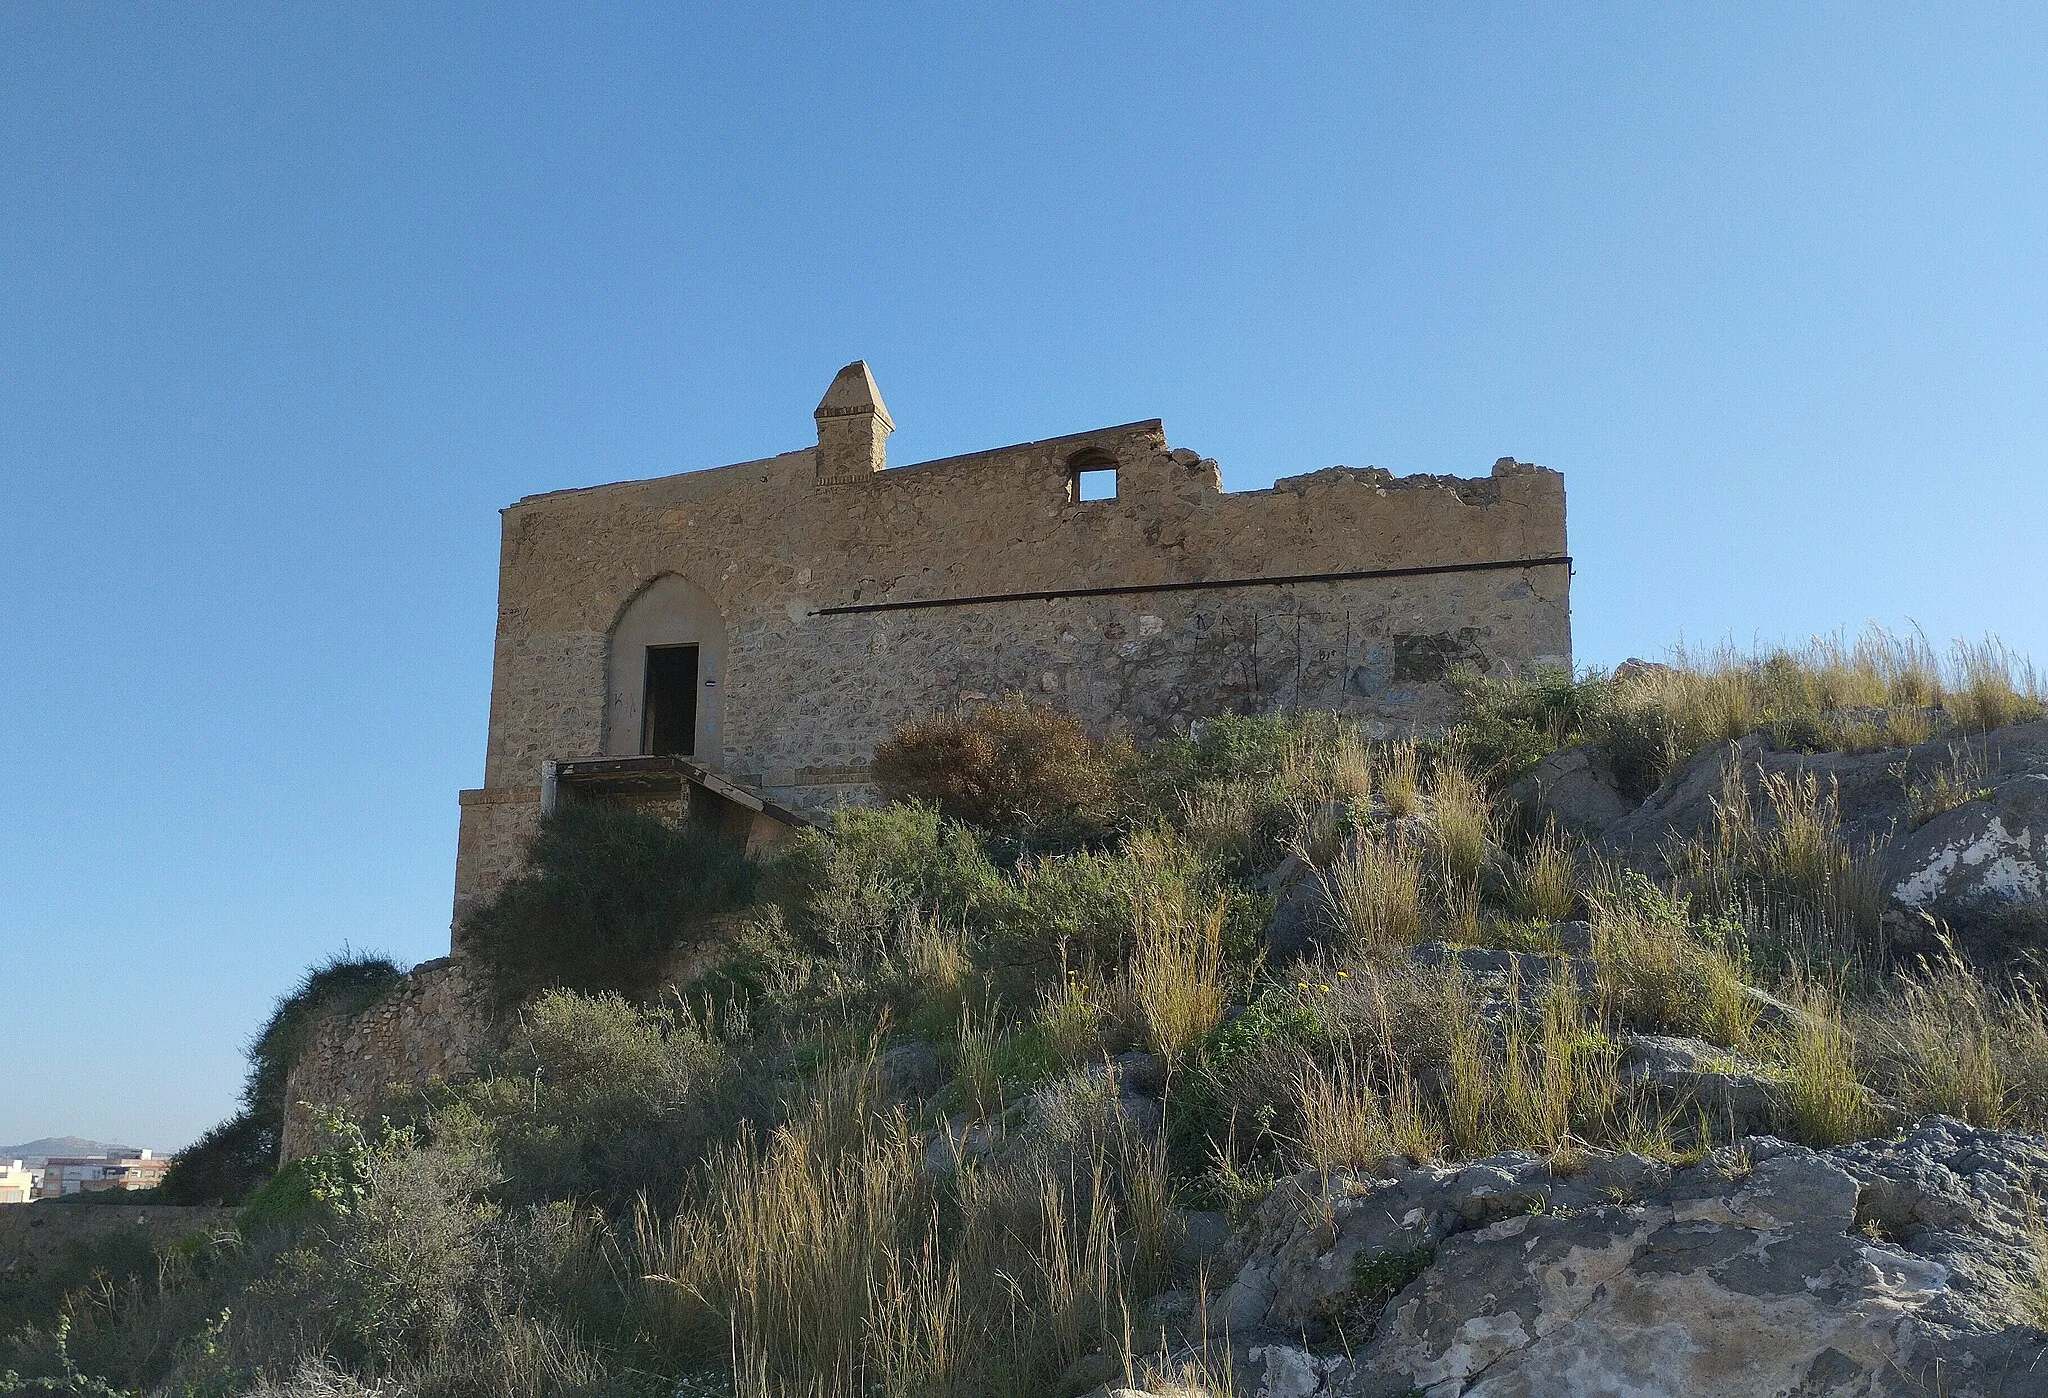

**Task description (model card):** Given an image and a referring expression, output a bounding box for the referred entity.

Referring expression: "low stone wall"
[281,957,488,1160]
[0,1200,237,1327]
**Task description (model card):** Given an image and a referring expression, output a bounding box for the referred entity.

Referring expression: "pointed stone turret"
[814,360,894,483]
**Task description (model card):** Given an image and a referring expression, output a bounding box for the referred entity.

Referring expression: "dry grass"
[1331,730,1374,810]
[897,912,974,1024]
[1427,756,1493,894]
[955,1007,1009,1119]
[1510,820,1581,923]
[1035,966,1108,1070]
[1855,942,2048,1130]
[1588,865,1761,1048]
[644,1060,1170,1398]
[1291,1057,1440,1173]
[1500,974,1618,1154]
[1669,760,1888,949]
[1606,627,2042,781]
[1901,743,1993,831]
[1277,959,1633,1163]
[1277,720,1374,814]
[1121,889,1229,1061]
[1179,779,1263,872]
[1770,978,1880,1147]
[1377,740,1423,818]
[2011,1180,2048,1332]
[1127,1345,1238,1398]
[1322,831,1426,957]
[1949,636,2045,735]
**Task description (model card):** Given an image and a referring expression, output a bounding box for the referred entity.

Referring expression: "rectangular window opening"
[1071,467,1118,502]
[641,644,700,756]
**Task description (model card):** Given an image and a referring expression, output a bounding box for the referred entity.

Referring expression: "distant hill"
[0,1137,144,1166]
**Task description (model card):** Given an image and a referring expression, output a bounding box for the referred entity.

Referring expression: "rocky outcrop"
[1154,1117,2048,1396]
[1598,721,2048,878]
[1505,743,1634,837]
[1580,722,2048,965]
[1890,774,2048,928]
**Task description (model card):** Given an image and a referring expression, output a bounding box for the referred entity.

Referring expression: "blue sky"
[3,4,2043,1150]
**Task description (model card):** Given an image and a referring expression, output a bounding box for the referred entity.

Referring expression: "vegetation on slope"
[10,629,2045,1397]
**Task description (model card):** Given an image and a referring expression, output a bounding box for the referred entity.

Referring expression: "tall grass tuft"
[1427,755,1493,895]
[1323,831,1426,957]
[1291,1058,1438,1173]
[1500,972,1616,1154]
[1948,636,2046,735]
[1588,864,1760,1048]
[1902,743,1993,831]
[1377,740,1423,818]
[1509,820,1581,923]
[1771,978,1879,1147]
[1669,759,1887,950]
[1856,941,2048,1130]
[1121,889,1229,1061]
[643,1059,1171,1398]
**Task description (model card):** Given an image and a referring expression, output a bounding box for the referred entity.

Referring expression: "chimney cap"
[814,360,894,430]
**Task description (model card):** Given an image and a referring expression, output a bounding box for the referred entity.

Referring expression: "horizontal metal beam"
[811,554,1572,617]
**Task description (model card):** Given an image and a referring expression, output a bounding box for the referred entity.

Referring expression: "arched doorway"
[603,574,728,763]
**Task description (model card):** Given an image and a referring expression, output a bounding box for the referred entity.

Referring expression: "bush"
[766,801,1004,945]
[157,1111,278,1207]
[247,952,405,1131]
[466,803,756,1003]
[873,696,1134,847]
[1449,667,1612,784]
[160,950,404,1208]
[435,988,760,1211]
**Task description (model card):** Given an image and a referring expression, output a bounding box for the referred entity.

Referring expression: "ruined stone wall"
[281,958,486,1160]
[450,407,1569,942]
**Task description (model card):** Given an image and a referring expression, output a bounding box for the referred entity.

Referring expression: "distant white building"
[37,1150,169,1197]
[0,1159,40,1204]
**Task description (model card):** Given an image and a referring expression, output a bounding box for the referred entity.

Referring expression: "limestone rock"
[874,1040,946,1106]
[1407,942,1595,1018]
[1197,1119,2048,1396]
[1620,1033,1778,1141]
[1172,1208,1232,1269]
[1506,742,1633,836]
[1547,918,1594,953]
[1599,720,2048,898]
[1263,854,1334,962]
[1887,774,2048,923]
[1612,657,1677,685]
[924,1114,999,1176]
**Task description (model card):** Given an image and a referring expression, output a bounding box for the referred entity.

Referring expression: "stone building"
[450,362,1571,944]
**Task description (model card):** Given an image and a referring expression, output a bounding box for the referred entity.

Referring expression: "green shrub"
[162,950,404,1208]
[157,1111,277,1207]
[466,804,755,1003]
[1448,667,1611,783]
[872,695,1134,847]
[766,801,1004,945]
[1144,712,1301,797]
[438,988,761,1211]
[247,952,404,1131]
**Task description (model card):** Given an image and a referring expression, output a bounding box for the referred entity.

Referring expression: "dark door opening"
[641,645,699,756]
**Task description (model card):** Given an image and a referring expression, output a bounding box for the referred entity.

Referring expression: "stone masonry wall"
[281,958,486,1161]
[449,382,1571,943]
